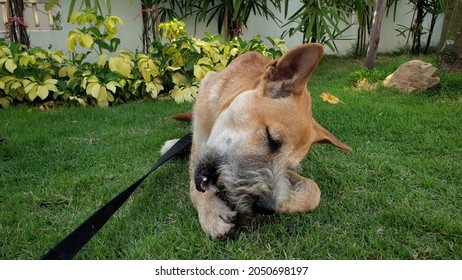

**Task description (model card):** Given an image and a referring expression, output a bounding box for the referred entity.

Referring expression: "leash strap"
[41,133,192,260]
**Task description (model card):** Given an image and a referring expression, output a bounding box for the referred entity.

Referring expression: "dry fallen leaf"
[320,92,344,104]
[38,101,55,112]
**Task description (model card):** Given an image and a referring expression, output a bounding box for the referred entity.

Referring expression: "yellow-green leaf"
[76,53,85,62]
[0,57,8,67]
[97,86,110,107]
[107,91,114,102]
[0,97,12,108]
[87,75,99,83]
[81,77,88,90]
[97,99,109,107]
[109,56,132,77]
[97,54,108,67]
[58,66,69,77]
[166,66,181,72]
[86,82,101,99]
[9,81,22,92]
[109,16,124,26]
[24,81,38,93]
[36,85,49,100]
[97,86,107,101]
[19,55,33,66]
[69,12,82,24]
[145,81,164,99]
[79,34,94,49]
[51,51,65,63]
[193,64,210,80]
[69,96,87,107]
[105,81,118,93]
[109,57,118,74]
[0,76,16,85]
[172,72,187,86]
[5,59,17,73]
[68,66,77,77]
[197,57,212,66]
[170,85,197,103]
[45,83,58,92]
[44,78,58,85]
[27,85,38,101]
[104,16,123,40]
[66,33,79,53]
[35,52,47,59]
[230,47,239,57]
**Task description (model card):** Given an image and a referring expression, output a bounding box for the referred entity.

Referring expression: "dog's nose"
[194,167,219,192]
[253,196,275,215]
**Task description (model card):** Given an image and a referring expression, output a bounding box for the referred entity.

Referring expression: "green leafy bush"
[0,13,287,108]
[0,42,67,107]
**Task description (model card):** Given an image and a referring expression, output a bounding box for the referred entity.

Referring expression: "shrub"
[0,14,287,108]
[0,41,67,107]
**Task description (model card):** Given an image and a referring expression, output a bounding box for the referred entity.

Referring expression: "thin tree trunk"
[439,0,462,73]
[154,2,160,38]
[7,0,30,47]
[141,2,150,53]
[424,14,438,54]
[438,0,456,51]
[411,0,425,54]
[365,0,387,70]
[141,1,159,53]
[224,2,229,41]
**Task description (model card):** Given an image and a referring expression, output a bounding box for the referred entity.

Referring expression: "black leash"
[41,133,192,260]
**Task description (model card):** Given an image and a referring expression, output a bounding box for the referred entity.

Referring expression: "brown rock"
[383,60,440,93]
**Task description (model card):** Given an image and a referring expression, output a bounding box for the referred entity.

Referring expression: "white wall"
[1,1,444,56]
[5,1,143,53]
[228,1,443,55]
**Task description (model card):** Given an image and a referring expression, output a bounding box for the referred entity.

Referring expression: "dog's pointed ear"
[312,120,352,151]
[264,43,324,99]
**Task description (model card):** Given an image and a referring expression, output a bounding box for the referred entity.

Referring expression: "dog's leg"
[188,138,237,239]
[190,181,237,239]
[276,171,321,213]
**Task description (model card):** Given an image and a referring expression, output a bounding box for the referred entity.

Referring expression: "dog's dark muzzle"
[193,151,222,192]
[252,196,276,215]
[194,166,219,192]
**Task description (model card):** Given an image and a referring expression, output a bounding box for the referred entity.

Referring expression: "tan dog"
[163,43,351,239]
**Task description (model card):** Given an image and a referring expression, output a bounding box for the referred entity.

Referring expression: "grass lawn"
[1,54,461,260]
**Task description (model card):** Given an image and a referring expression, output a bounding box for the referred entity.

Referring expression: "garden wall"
[1,1,444,56]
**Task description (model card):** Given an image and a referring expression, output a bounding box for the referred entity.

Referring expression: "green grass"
[1,54,461,260]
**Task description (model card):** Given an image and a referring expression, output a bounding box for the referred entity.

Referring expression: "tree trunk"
[438,0,456,51]
[7,0,30,47]
[365,0,387,70]
[141,2,150,53]
[424,14,437,54]
[439,0,462,73]
[356,5,373,57]
[411,0,425,54]
[140,1,161,53]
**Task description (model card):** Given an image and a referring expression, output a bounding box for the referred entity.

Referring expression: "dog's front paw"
[276,171,321,213]
[198,198,237,240]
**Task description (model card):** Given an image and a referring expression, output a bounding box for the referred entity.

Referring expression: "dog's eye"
[266,127,282,153]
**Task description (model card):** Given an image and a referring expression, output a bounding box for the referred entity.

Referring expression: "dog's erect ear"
[312,120,352,151]
[264,43,324,99]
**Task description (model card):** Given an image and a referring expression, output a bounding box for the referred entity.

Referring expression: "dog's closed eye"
[266,127,282,153]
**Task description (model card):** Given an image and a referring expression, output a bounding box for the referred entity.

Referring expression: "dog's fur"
[163,44,351,239]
